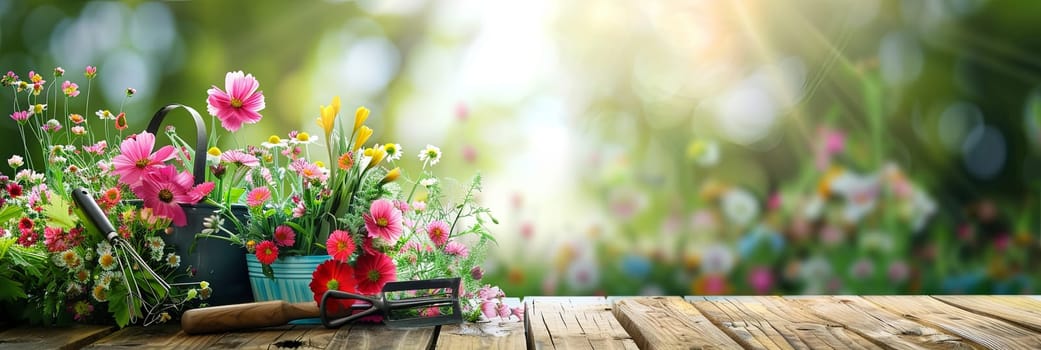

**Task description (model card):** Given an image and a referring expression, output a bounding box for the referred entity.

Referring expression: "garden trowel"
[181,277,462,334]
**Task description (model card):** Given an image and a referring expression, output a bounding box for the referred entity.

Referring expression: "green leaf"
[228,187,246,203]
[108,287,131,328]
[0,275,27,301]
[43,195,78,230]
[0,205,22,225]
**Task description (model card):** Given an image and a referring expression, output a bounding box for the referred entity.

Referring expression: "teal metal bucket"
[246,254,331,324]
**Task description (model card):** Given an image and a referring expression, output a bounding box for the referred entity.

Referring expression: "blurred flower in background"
[2,0,1041,296]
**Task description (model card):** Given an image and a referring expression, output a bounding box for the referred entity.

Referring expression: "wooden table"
[2,295,1040,349]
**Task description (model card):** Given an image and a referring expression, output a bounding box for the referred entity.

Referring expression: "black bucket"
[144,104,253,306]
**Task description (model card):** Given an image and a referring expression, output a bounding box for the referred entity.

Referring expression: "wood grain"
[526,296,637,350]
[85,323,221,349]
[613,297,741,350]
[865,296,1041,349]
[0,324,113,350]
[788,296,980,350]
[325,323,438,349]
[690,296,879,349]
[436,297,526,349]
[933,295,1041,332]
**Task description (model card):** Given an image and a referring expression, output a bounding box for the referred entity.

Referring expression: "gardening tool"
[180,277,463,334]
[72,187,176,326]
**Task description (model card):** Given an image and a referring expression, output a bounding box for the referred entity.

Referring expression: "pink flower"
[83,141,107,155]
[112,132,176,186]
[206,71,265,132]
[221,149,260,167]
[10,110,29,122]
[363,199,403,243]
[426,220,450,247]
[444,241,469,257]
[43,227,68,252]
[747,266,774,294]
[273,225,296,247]
[62,81,79,97]
[84,66,97,79]
[326,230,356,263]
[245,186,271,208]
[131,166,214,226]
[290,158,327,182]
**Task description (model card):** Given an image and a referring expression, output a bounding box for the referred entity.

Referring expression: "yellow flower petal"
[380,167,400,185]
[354,107,370,133]
[355,125,373,150]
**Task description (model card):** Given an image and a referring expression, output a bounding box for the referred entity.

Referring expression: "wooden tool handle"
[181,300,320,334]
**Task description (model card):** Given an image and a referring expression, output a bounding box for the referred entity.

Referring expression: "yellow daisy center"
[268,135,281,144]
[297,132,311,142]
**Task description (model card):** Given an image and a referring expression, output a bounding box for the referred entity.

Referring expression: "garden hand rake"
[72,187,177,326]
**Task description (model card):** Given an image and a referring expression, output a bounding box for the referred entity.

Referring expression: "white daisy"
[418,144,442,167]
[383,143,403,161]
[420,178,437,187]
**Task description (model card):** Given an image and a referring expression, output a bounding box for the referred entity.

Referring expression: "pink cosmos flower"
[273,225,296,247]
[326,230,356,263]
[444,241,469,257]
[221,149,260,167]
[290,158,327,182]
[112,132,176,186]
[363,199,403,243]
[84,66,97,79]
[83,141,107,155]
[10,110,29,122]
[425,220,450,247]
[131,166,214,226]
[206,71,265,132]
[246,187,270,208]
[62,81,79,97]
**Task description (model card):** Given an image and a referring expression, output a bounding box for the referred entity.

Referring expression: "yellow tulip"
[332,96,341,116]
[354,106,370,133]
[367,147,386,170]
[355,125,373,150]
[317,104,336,139]
[380,167,400,185]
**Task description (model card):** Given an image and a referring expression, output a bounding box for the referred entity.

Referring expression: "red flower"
[309,259,358,315]
[18,217,33,231]
[354,253,396,295]
[255,240,279,265]
[6,183,22,198]
[326,230,355,263]
[16,231,37,247]
[114,112,127,131]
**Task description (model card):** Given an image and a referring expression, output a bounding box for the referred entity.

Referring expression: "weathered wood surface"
[613,296,741,350]
[436,297,526,349]
[934,295,1041,332]
[527,296,638,349]
[0,324,113,350]
[865,295,1041,349]
[6,295,1041,349]
[788,295,979,349]
[690,295,880,349]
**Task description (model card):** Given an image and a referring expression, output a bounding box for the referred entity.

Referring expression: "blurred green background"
[2,0,1040,296]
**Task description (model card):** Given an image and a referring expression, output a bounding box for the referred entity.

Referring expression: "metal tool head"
[320,277,463,329]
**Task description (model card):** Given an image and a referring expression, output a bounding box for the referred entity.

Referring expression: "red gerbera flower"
[354,253,396,295]
[309,259,358,315]
[255,240,279,265]
[326,230,355,263]
[7,183,23,198]
[18,217,34,231]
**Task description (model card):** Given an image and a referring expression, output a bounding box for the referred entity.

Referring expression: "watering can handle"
[145,104,208,185]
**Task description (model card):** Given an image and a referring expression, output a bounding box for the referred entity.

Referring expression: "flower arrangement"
[189,71,517,322]
[0,66,213,327]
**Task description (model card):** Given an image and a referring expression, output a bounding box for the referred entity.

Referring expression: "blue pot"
[246,254,331,303]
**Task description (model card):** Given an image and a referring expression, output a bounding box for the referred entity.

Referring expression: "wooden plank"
[933,295,1041,332]
[788,296,980,350]
[435,297,526,349]
[613,297,741,350]
[525,296,637,350]
[0,325,114,350]
[265,325,337,350]
[865,296,1041,349]
[324,323,438,349]
[210,325,294,349]
[690,296,879,349]
[85,324,222,349]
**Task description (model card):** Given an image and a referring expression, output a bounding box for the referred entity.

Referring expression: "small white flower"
[95,109,115,120]
[261,135,288,149]
[383,143,403,161]
[722,188,759,227]
[418,144,442,167]
[166,253,181,268]
[420,178,437,187]
[7,155,23,168]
